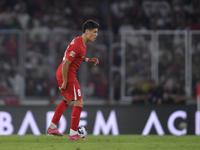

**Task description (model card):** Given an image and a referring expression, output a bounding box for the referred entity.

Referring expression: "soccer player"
[47,20,99,140]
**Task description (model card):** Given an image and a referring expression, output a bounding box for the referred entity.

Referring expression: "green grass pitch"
[0,135,200,150]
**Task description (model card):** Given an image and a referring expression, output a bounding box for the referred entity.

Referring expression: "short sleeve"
[65,44,80,62]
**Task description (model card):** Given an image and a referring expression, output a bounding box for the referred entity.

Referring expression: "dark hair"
[82,20,99,33]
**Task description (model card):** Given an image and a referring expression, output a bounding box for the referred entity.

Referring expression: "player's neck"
[81,34,89,45]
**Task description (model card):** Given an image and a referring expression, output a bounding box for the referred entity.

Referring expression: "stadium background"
[0,0,200,135]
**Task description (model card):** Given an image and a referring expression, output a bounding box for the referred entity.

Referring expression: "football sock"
[51,100,69,127]
[49,122,57,129]
[70,106,83,135]
[70,129,78,136]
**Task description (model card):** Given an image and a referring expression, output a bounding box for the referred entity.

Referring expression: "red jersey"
[56,36,86,82]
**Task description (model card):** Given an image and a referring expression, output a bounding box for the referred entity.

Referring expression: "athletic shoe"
[68,134,87,140]
[47,127,63,136]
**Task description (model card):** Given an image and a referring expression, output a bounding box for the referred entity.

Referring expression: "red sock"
[52,100,69,125]
[70,106,83,131]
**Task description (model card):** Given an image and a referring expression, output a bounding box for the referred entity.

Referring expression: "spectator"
[4,33,18,58]
[154,12,166,29]
[191,18,200,30]
[94,72,108,98]
[0,72,12,93]
[26,45,43,67]
[111,0,133,19]
[142,0,171,18]
[131,82,147,105]
[158,82,173,105]
[171,82,187,104]
[39,21,51,42]
[16,6,30,29]
[147,80,161,105]
[25,79,36,96]
[48,96,55,105]
[8,70,24,98]
[0,6,16,29]
[118,17,134,34]
[81,0,99,18]
[35,58,49,78]
[99,0,111,17]
[0,45,7,61]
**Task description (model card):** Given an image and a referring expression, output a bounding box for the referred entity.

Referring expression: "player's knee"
[79,103,84,108]
[78,101,84,107]
[74,100,84,108]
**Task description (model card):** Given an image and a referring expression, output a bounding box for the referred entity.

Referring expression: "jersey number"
[77,89,81,97]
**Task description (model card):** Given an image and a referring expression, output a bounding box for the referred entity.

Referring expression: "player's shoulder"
[73,36,82,45]
[71,36,83,51]
[68,36,82,53]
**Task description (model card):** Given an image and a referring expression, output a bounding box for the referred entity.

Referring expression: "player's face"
[86,28,98,42]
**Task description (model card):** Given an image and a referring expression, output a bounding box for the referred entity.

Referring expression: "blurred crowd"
[0,0,200,104]
[0,0,200,32]
[131,80,187,105]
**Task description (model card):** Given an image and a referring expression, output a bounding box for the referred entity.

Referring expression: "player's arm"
[60,58,72,91]
[82,57,99,66]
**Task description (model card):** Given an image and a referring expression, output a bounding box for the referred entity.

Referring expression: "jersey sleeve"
[65,44,80,62]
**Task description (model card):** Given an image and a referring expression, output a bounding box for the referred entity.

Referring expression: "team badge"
[69,51,76,57]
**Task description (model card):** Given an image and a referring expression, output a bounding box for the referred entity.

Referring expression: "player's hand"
[88,58,99,66]
[59,82,67,91]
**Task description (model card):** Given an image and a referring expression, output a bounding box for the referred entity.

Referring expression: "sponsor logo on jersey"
[69,51,76,57]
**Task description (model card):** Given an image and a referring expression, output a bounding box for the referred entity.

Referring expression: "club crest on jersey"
[69,51,76,57]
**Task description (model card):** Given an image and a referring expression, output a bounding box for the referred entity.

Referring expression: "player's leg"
[47,79,71,136]
[68,99,86,140]
[47,99,71,136]
[68,82,86,140]
[70,99,83,135]
[51,98,71,126]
